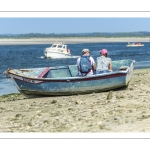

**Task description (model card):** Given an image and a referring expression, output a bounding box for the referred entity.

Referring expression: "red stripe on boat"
[12,72,126,83]
[38,67,50,78]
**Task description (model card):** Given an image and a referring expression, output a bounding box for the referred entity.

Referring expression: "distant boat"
[126,42,144,47]
[4,59,135,97]
[44,42,72,58]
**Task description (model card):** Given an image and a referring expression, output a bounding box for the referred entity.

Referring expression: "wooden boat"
[126,42,144,47]
[44,42,72,58]
[4,59,135,97]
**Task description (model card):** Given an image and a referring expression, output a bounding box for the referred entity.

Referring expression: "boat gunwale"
[7,59,135,83]
[8,70,127,83]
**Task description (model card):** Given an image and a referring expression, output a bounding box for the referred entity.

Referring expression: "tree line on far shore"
[0,31,150,38]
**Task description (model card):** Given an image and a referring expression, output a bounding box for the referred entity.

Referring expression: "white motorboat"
[44,42,72,58]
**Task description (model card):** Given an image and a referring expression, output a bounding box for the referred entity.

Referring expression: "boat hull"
[8,60,135,96]
[6,59,135,96]
[10,74,127,96]
[126,43,144,47]
[126,45,144,47]
[44,51,72,58]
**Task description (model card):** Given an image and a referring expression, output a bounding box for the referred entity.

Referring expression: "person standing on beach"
[76,49,96,76]
[96,49,112,74]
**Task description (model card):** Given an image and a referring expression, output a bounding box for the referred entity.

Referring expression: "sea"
[0,42,150,96]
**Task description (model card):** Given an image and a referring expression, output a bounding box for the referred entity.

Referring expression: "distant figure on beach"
[96,49,112,74]
[76,49,96,76]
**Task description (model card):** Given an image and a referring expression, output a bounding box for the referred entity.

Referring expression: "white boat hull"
[126,44,144,47]
[44,51,72,58]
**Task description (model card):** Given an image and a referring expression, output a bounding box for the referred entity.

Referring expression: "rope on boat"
[0,69,11,81]
[0,72,4,77]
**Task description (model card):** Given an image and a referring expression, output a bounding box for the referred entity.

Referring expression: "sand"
[0,37,149,45]
[0,68,150,132]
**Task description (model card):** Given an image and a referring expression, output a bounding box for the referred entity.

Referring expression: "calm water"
[0,42,150,96]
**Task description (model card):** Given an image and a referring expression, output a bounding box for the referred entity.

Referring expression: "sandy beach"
[0,68,150,132]
[0,37,149,45]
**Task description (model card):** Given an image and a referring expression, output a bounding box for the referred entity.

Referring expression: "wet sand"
[0,68,150,132]
[0,37,149,45]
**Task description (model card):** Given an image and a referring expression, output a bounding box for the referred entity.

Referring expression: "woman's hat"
[100,49,108,54]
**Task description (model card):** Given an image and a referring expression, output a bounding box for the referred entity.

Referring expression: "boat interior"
[10,59,134,79]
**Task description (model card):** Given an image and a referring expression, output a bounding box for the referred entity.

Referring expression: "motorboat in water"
[126,42,144,47]
[44,42,72,58]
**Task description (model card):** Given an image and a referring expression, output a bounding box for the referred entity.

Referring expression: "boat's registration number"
[23,78,35,83]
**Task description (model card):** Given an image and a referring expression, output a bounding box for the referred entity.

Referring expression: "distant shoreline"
[0,37,149,45]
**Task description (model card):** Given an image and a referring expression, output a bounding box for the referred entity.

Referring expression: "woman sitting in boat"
[96,49,112,74]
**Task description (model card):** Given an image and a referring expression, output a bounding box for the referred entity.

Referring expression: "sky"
[0,0,150,35]
[0,18,150,34]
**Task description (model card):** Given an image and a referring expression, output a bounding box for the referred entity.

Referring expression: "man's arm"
[92,63,96,71]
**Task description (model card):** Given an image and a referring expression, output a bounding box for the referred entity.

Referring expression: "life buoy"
[67,49,70,53]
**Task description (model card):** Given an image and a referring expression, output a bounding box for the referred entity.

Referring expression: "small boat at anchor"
[4,59,135,97]
[126,42,144,47]
[44,42,72,58]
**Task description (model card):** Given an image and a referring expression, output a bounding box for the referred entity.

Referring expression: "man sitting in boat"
[96,49,112,74]
[76,49,96,76]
